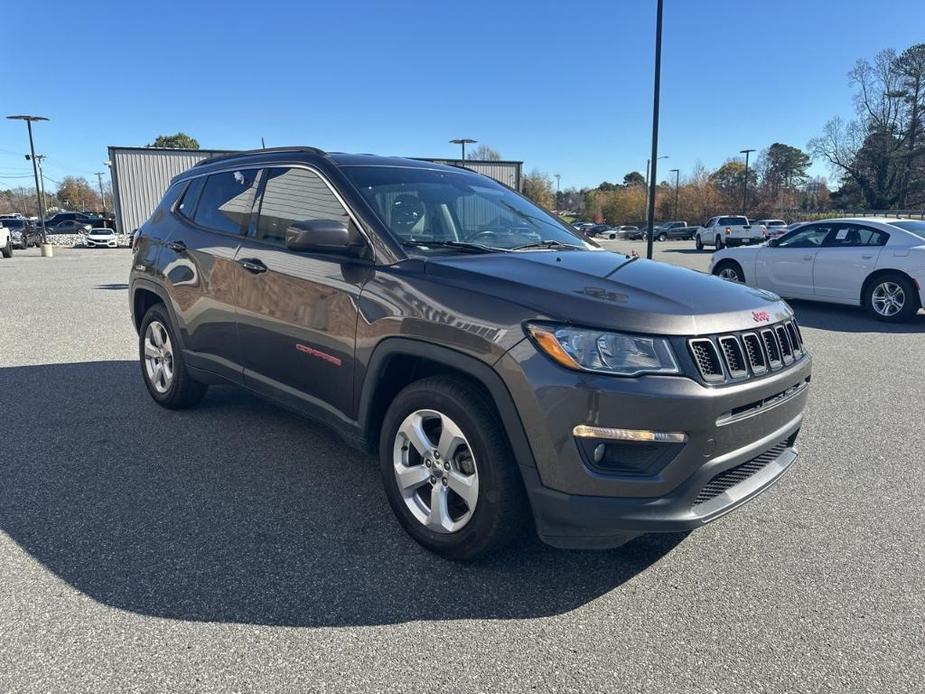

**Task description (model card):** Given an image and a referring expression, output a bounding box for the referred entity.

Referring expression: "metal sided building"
[108,146,523,235]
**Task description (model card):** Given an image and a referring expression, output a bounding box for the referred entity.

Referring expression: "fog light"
[593,443,606,463]
[572,425,687,444]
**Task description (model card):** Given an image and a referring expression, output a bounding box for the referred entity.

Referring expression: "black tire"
[379,376,529,561]
[138,303,207,409]
[715,235,725,250]
[608,233,616,239]
[1,238,11,258]
[863,273,920,323]
[695,234,704,250]
[713,260,745,283]
[657,232,667,242]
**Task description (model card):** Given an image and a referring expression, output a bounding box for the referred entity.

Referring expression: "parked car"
[44,212,93,226]
[47,219,93,234]
[0,223,11,258]
[615,225,642,240]
[4,219,42,248]
[586,224,614,238]
[572,221,595,233]
[710,217,925,322]
[130,146,811,560]
[753,219,789,239]
[650,221,693,241]
[695,215,764,250]
[85,227,119,248]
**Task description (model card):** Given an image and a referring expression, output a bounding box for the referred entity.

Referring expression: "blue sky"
[2,0,924,192]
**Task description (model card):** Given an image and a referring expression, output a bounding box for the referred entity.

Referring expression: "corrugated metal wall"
[109,147,232,234]
[109,148,523,234]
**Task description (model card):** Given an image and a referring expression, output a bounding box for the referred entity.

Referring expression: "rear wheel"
[713,260,745,283]
[864,274,920,322]
[657,232,667,242]
[1,237,11,258]
[379,376,528,560]
[139,304,207,408]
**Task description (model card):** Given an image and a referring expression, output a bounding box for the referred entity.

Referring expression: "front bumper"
[495,340,812,549]
[86,239,117,248]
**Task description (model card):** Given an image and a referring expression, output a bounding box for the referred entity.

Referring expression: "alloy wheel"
[871,281,905,317]
[392,409,479,534]
[143,320,175,394]
[719,267,741,282]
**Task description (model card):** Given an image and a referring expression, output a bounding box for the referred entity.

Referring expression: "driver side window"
[777,225,829,248]
[255,167,352,245]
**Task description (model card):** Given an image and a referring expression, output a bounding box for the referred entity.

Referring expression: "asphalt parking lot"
[1,244,923,692]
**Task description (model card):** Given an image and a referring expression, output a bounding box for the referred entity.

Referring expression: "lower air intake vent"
[694,439,789,506]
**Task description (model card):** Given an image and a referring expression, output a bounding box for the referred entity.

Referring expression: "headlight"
[525,323,680,376]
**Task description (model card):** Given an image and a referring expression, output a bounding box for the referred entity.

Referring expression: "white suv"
[695,216,764,250]
[0,223,12,258]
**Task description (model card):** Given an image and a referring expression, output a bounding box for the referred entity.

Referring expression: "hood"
[424,249,791,336]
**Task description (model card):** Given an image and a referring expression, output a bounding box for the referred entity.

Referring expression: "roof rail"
[193,146,327,167]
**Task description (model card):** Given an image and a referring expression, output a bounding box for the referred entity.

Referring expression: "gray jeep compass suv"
[129,147,811,560]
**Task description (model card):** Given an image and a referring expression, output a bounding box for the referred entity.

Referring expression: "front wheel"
[695,235,704,250]
[379,376,528,560]
[1,238,11,258]
[865,274,920,322]
[657,232,667,242]
[139,304,207,408]
[715,235,725,250]
[713,260,745,283]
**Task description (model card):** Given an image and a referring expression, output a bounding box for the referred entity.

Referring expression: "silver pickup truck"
[695,215,765,250]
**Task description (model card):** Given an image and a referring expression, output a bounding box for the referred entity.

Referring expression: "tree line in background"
[0,176,112,217]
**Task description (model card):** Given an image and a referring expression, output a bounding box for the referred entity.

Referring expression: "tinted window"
[178,177,205,219]
[719,216,748,226]
[823,225,888,247]
[777,225,829,248]
[193,170,260,234]
[256,167,351,245]
[889,220,925,239]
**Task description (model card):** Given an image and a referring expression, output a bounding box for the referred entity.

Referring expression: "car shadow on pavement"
[787,299,925,333]
[0,361,685,628]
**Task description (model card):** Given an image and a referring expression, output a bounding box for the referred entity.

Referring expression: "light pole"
[669,168,680,220]
[554,174,561,214]
[740,148,755,215]
[7,115,49,243]
[644,155,668,226]
[449,138,477,163]
[95,172,107,215]
[25,154,48,216]
[645,0,665,260]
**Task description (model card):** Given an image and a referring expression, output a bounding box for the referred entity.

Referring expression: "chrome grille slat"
[761,328,782,370]
[741,332,768,375]
[689,338,724,382]
[776,325,794,364]
[718,336,748,379]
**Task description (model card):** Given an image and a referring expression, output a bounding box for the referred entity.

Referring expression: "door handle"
[166,240,187,253]
[861,254,873,259]
[237,257,268,274]
[803,255,813,261]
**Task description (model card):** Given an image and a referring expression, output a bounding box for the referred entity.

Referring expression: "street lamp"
[449,138,477,163]
[645,0,665,260]
[669,168,680,220]
[6,115,49,243]
[740,148,756,215]
[554,174,561,214]
[644,155,668,226]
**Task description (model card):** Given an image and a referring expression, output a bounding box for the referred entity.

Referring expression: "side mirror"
[768,238,779,247]
[285,219,364,256]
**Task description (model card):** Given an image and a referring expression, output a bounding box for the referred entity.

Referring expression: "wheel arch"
[713,257,745,282]
[860,268,922,308]
[131,279,181,336]
[358,338,537,472]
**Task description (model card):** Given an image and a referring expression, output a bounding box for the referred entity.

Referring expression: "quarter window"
[178,177,206,219]
[255,167,351,245]
[192,169,261,234]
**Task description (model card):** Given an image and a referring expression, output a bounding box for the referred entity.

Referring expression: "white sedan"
[709,217,925,322]
[85,228,119,248]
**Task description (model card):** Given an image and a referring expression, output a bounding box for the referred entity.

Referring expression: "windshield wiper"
[401,240,504,254]
[512,240,584,251]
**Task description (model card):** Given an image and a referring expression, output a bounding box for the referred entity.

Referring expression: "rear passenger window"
[178,177,205,219]
[824,225,889,247]
[255,167,351,245]
[192,169,260,234]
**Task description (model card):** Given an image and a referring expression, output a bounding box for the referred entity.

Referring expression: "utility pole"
[740,148,755,215]
[669,168,680,220]
[7,115,49,243]
[95,171,107,215]
[645,0,664,260]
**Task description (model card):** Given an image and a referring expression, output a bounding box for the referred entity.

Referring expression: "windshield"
[889,220,925,239]
[341,165,595,253]
[766,220,786,226]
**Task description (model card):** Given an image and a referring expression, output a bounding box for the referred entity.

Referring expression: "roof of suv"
[181,147,469,182]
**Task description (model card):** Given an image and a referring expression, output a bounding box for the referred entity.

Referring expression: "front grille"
[694,439,789,506]
[688,319,805,384]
